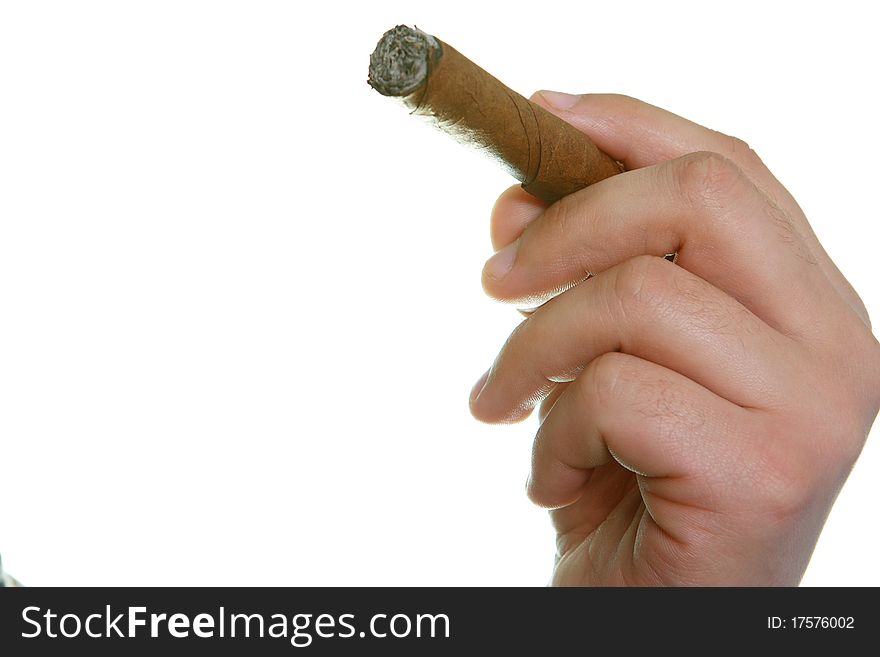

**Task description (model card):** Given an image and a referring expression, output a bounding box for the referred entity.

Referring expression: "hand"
[469,93,880,586]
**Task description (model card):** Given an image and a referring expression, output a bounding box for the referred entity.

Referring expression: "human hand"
[469,93,880,585]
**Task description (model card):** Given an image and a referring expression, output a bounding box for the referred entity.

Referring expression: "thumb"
[531,91,712,170]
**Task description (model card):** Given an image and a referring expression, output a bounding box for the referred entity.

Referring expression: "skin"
[469,92,880,586]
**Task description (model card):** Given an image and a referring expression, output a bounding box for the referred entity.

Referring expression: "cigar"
[367,25,623,204]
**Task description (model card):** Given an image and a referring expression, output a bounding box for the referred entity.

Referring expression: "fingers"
[526,91,870,326]
[471,255,797,424]
[484,151,843,336]
[531,92,801,228]
[533,92,760,174]
[527,352,754,520]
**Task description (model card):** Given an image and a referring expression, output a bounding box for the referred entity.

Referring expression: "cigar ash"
[368,25,440,97]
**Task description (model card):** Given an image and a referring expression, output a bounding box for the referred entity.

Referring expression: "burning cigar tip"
[368,25,441,97]
[368,25,623,203]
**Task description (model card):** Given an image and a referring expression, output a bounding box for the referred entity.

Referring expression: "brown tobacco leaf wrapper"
[368,25,623,204]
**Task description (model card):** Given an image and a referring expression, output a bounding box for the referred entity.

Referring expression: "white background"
[1,1,877,586]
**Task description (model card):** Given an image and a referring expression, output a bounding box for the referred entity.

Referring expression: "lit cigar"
[368,25,623,204]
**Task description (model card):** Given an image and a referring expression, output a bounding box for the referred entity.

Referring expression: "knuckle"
[819,387,873,472]
[810,330,878,465]
[755,400,867,523]
[852,328,880,402]
[674,150,745,211]
[863,301,874,332]
[717,132,764,168]
[582,352,630,408]
[613,255,672,318]
[751,423,817,521]
[744,334,879,524]
[834,413,870,471]
[869,338,880,405]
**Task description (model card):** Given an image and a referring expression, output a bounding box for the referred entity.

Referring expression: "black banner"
[0,587,874,654]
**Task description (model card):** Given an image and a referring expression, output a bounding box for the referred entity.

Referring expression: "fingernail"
[538,90,579,111]
[483,241,518,281]
[469,369,490,405]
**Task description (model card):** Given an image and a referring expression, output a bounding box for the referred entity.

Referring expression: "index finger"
[529,92,868,323]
